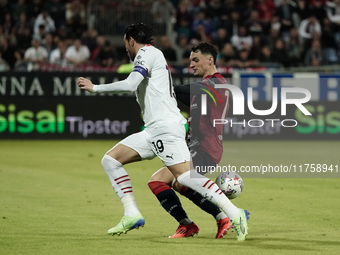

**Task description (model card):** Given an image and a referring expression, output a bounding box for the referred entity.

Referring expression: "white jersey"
[132,45,186,127]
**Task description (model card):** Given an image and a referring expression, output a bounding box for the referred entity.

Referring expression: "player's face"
[189,51,211,77]
[124,35,136,61]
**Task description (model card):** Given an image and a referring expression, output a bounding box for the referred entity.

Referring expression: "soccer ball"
[215,172,243,199]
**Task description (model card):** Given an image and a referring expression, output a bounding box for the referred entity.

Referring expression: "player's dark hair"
[124,23,154,45]
[191,42,217,64]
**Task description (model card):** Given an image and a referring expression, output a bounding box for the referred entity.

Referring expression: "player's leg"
[149,164,229,238]
[148,123,249,241]
[169,162,249,241]
[176,149,231,238]
[173,180,232,238]
[181,149,228,220]
[148,167,199,238]
[169,161,239,219]
[148,167,192,225]
[102,131,155,236]
[103,144,141,218]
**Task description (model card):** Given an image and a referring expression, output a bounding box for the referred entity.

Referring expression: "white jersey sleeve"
[92,71,144,93]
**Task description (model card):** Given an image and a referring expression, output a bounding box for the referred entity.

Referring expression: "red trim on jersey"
[206,73,227,83]
[121,187,132,190]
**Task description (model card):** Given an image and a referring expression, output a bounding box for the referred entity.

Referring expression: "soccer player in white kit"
[77,23,249,241]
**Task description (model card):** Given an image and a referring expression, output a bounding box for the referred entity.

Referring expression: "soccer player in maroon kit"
[148,42,240,238]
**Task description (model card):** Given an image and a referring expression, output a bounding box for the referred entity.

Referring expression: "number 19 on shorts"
[152,140,164,154]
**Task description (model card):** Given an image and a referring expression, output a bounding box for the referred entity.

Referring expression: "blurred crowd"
[163,0,340,68]
[1,0,340,71]
[0,0,120,71]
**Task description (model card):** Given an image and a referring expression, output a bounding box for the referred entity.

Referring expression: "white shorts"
[119,122,190,166]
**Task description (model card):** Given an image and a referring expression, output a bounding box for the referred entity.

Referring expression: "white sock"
[101,155,140,217]
[177,170,240,220]
[121,195,140,217]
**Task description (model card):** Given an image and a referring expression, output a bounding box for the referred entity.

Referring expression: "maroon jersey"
[187,73,229,164]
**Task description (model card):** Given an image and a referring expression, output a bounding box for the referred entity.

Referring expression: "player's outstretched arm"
[77,72,144,94]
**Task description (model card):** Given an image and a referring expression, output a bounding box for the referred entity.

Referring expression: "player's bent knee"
[149,167,174,185]
[105,144,142,165]
[148,173,161,183]
[172,178,189,195]
[101,154,122,169]
[172,180,183,193]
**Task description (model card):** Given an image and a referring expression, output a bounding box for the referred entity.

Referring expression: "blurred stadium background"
[0,0,339,140]
[2,0,340,72]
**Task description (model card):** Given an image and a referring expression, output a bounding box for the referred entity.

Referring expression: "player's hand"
[77,77,94,92]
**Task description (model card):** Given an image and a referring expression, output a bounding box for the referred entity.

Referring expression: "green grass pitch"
[0,140,339,255]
